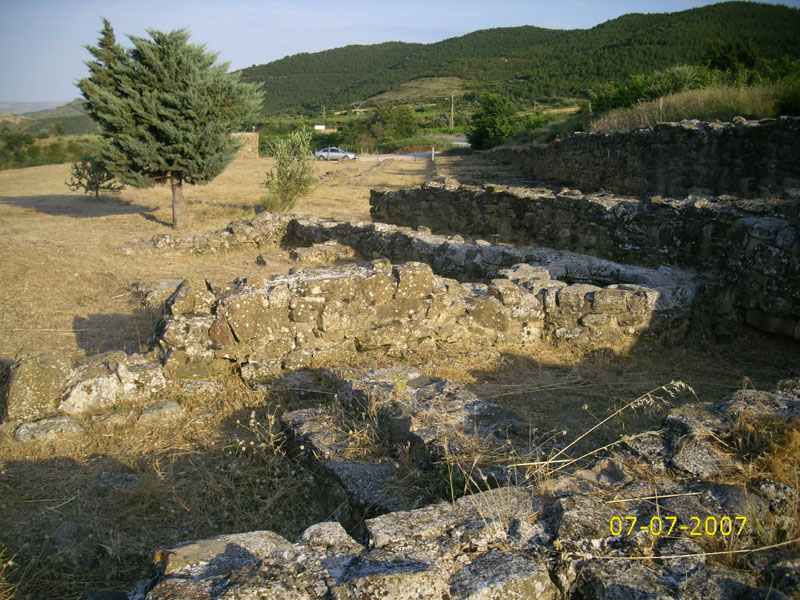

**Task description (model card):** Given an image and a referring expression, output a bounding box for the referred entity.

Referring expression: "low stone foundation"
[370,184,799,339]
[141,371,800,599]
[5,209,707,433]
[155,256,700,383]
[3,208,798,598]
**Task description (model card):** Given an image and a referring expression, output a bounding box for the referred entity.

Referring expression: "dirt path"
[0,158,433,359]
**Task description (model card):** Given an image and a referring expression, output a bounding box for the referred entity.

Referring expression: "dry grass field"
[371,77,470,103]
[0,155,798,598]
[0,156,432,360]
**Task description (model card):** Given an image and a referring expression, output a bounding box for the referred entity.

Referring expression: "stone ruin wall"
[370,183,799,341]
[491,116,800,199]
[3,211,708,431]
[144,368,800,599]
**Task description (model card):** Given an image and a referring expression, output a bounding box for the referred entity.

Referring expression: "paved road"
[315,137,470,162]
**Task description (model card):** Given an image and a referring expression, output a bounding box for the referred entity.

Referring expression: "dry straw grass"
[0,379,334,598]
[589,85,780,133]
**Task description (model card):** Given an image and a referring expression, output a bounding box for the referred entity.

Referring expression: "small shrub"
[262,129,316,211]
[66,142,124,198]
[258,193,290,212]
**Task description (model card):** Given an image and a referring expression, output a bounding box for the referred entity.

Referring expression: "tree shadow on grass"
[0,194,156,219]
[460,325,800,463]
[0,407,334,599]
[139,211,174,228]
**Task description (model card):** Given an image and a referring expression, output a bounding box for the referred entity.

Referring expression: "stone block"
[5,353,71,422]
[249,337,296,361]
[572,561,675,600]
[60,373,119,415]
[395,262,434,300]
[114,357,167,398]
[289,240,356,264]
[551,494,622,540]
[556,284,602,312]
[374,298,427,323]
[487,279,523,307]
[283,345,315,371]
[296,275,361,302]
[591,288,631,312]
[157,530,291,578]
[158,315,215,357]
[357,321,435,350]
[15,414,83,442]
[449,550,558,600]
[165,280,216,316]
[466,296,509,332]
[218,293,290,343]
[330,553,447,600]
[311,339,357,367]
[240,359,282,381]
[138,401,184,425]
[670,436,738,478]
[207,317,235,348]
[579,313,613,328]
[361,272,396,305]
[321,302,372,332]
[162,349,231,380]
[289,295,325,322]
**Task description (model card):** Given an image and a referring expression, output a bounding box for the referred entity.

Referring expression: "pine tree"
[78,20,262,229]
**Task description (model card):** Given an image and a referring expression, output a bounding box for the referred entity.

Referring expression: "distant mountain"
[239,1,800,114]
[1,99,98,135]
[0,101,70,115]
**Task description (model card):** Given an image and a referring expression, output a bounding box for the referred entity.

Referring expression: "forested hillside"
[239,1,800,114]
[1,99,99,136]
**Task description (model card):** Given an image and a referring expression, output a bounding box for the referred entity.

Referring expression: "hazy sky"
[1,0,799,102]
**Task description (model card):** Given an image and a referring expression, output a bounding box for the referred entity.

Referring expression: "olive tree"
[262,130,316,211]
[78,19,262,228]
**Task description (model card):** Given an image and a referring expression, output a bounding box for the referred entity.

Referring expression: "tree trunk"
[170,173,186,229]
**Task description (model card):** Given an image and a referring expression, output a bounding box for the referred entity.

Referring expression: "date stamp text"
[610,516,747,537]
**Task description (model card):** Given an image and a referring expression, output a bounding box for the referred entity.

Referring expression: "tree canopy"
[467,93,517,150]
[78,19,262,228]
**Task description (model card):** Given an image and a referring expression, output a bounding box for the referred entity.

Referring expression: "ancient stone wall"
[370,185,800,339]
[155,257,700,384]
[5,206,799,597]
[491,117,800,199]
[5,210,706,432]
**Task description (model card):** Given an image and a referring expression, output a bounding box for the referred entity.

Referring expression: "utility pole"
[322,105,326,120]
[450,92,455,131]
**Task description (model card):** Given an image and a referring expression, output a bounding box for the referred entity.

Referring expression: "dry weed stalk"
[513,380,695,480]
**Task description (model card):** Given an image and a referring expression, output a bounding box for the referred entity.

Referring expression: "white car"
[314,147,357,161]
